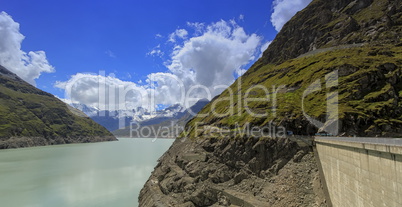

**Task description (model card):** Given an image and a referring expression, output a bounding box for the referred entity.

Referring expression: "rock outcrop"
[140,137,326,206]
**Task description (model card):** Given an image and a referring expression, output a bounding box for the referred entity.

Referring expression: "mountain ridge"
[0,65,116,149]
[259,0,401,66]
[70,100,207,133]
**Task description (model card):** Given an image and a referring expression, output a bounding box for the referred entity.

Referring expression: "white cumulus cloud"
[57,20,263,111]
[167,20,261,90]
[0,11,54,85]
[55,72,190,111]
[271,0,312,32]
[55,73,150,111]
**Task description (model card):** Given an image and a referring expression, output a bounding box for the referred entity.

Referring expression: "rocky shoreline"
[0,136,117,149]
[139,137,328,206]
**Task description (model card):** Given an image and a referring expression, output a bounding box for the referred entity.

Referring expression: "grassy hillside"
[186,44,402,137]
[183,0,402,138]
[0,65,116,149]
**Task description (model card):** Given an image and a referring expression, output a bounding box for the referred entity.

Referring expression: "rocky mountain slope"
[262,0,401,65]
[139,0,402,206]
[140,137,326,207]
[0,65,116,149]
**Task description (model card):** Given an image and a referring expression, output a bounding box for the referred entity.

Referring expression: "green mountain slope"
[0,65,116,149]
[185,0,402,137]
[186,43,402,137]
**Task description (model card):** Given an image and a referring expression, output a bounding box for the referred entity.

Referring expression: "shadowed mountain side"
[0,65,116,149]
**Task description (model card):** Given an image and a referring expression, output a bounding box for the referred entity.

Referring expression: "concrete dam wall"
[315,137,402,207]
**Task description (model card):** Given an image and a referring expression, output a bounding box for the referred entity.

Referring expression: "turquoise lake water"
[0,138,174,207]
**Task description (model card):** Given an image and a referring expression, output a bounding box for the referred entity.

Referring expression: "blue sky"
[1,0,312,110]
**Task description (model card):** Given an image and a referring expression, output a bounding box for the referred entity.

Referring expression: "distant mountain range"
[112,99,209,138]
[69,99,209,136]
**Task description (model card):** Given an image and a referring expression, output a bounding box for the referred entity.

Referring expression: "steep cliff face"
[139,0,402,206]
[0,65,116,149]
[261,0,401,65]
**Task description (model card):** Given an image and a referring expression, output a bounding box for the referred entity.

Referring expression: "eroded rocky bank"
[139,137,327,206]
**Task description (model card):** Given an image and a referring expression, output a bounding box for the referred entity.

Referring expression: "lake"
[0,138,174,207]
